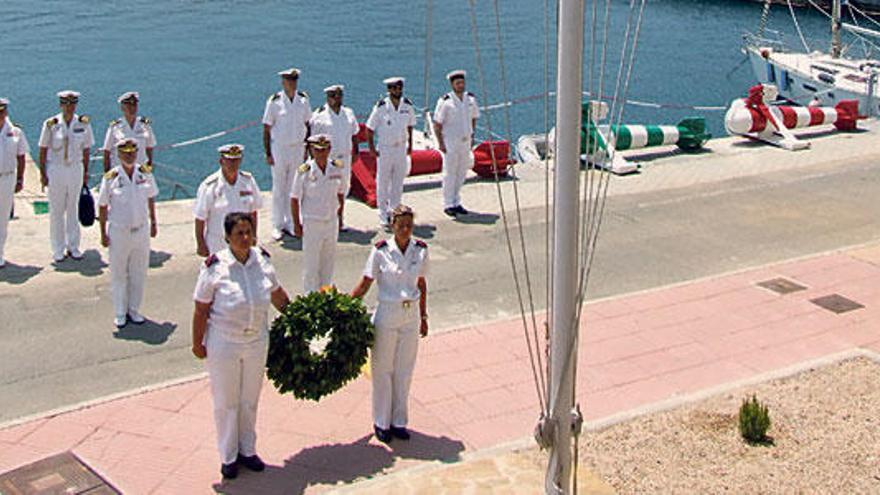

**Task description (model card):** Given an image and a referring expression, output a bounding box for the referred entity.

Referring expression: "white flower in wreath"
[308,331,333,356]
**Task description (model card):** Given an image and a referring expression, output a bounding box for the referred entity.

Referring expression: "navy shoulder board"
[375,240,388,249]
[376,98,386,107]
[205,254,219,267]
[467,91,476,97]
[403,97,413,105]
[442,93,451,100]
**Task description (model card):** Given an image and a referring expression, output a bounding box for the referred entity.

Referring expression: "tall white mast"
[546,0,584,491]
[832,0,842,58]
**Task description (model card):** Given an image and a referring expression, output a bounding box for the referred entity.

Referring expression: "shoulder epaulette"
[104,169,119,180]
[415,239,428,249]
[270,92,281,101]
[109,118,121,126]
[332,159,343,168]
[375,240,388,249]
[442,93,451,100]
[376,98,386,107]
[467,91,476,97]
[317,105,326,113]
[11,122,21,129]
[239,170,252,177]
[259,246,271,258]
[205,254,219,267]
[46,117,58,127]
[138,164,152,174]
[403,97,413,105]
[298,162,310,173]
[298,90,309,99]
[204,174,220,185]
[78,115,90,124]
[140,116,152,125]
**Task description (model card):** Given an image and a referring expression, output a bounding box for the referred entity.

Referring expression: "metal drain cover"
[810,294,865,314]
[757,277,807,295]
[0,451,120,495]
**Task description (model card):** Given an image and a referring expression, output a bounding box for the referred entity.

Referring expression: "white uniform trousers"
[0,173,16,263]
[302,217,337,293]
[441,140,473,209]
[271,143,305,232]
[108,224,150,318]
[371,301,420,429]
[375,146,409,224]
[47,163,83,258]
[206,334,268,465]
[333,153,353,198]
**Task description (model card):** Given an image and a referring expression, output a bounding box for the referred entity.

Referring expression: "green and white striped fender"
[581,117,710,155]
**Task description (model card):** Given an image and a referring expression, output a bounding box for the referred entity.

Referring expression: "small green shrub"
[738,394,771,444]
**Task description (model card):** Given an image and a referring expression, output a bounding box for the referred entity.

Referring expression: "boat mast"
[546,0,584,491]
[832,0,842,58]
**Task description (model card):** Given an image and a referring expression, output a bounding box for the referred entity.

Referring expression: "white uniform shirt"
[193,170,263,253]
[193,247,280,344]
[38,113,94,166]
[102,117,157,169]
[365,96,417,148]
[97,165,159,228]
[363,238,429,303]
[290,159,344,222]
[0,119,29,175]
[433,91,480,142]
[262,91,312,145]
[308,104,359,159]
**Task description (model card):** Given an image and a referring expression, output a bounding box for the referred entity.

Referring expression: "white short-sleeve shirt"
[290,159,344,222]
[433,91,480,142]
[97,165,159,228]
[262,91,312,146]
[193,170,263,254]
[193,247,280,344]
[363,238,429,303]
[38,113,94,166]
[308,105,359,159]
[365,96,417,149]
[102,116,157,169]
[0,118,29,174]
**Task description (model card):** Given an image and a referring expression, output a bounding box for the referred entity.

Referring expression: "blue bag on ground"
[78,185,96,227]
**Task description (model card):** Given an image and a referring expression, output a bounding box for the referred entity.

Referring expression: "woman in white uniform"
[351,204,429,443]
[192,212,290,479]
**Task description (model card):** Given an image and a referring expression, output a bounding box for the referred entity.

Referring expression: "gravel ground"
[580,357,880,494]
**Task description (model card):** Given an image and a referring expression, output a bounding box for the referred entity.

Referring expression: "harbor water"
[2,0,849,198]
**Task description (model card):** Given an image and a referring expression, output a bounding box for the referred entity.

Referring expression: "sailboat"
[744,0,880,116]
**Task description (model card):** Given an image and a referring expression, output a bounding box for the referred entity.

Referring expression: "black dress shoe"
[443,207,458,218]
[237,454,265,472]
[390,426,410,440]
[374,425,393,444]
[454,205,469,215]
[221,462,238,479]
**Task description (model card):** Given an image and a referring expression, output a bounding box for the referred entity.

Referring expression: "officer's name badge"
[136,177,148,184]
[5,133,13,137]
[73,128,85,133]
[239,190,253,196]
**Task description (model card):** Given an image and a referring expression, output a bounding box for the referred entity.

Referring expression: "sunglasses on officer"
[59,97,78,105]
[327,91,343,98]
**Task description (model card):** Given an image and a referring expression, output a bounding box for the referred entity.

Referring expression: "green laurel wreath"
[267,288,374,401]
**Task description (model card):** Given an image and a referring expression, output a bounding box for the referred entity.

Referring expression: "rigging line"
[847,3,873,57]
[543,0,555,393]
[488,0,549,403]
[850,3,880,31]
[466,0,547,412]
[787,0,811,53]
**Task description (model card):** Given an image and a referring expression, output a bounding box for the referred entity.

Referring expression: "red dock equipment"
[349,124,516,207]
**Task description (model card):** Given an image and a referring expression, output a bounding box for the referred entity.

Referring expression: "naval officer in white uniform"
[351,204,429,443]
[97,138,158,328]
[365,77,416,228]
[308,84,359,229]
[102,91,157,172]
[433,70,480,217]
[38,90,94,262]
[0,98,29,268]
[262,67,312,241]
[290,134,345,292]
[193,144,262,257]
[192,211,291,480]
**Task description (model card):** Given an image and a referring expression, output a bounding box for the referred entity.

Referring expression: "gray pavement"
[2,123,880,423]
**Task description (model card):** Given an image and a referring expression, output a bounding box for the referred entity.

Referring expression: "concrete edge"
[329,347,880,492]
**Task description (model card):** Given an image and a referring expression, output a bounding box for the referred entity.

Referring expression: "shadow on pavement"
[113,320,176,345]
[412,224,437,239]
[0,263,43,284]
[454,212,499,225]
[338,227,378,246]
[214,431,465,494]
[279,235,302,252]
[53,249,107,277]
[149,250,173,268]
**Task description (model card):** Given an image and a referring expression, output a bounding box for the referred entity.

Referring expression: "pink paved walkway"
[2,247,879,493]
